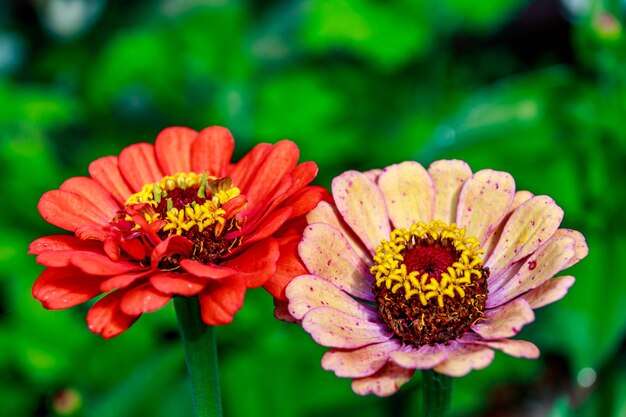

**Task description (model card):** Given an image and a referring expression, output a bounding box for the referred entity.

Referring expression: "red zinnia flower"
[29,126,326,338]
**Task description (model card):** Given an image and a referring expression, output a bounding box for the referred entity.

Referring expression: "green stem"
[174,297,222,417]
[422,370,452,417]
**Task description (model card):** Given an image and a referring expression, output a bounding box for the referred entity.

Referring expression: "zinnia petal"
[263,235,306,300]
[150,272,207,296]
[88,156,133,205]
[552,229,589,269]
[32,267,104,309]
[468,339,540,359]
[298,223,374,301]
[238,140,300,209]
[87,289,140,338]
[198,279,247,325]
[486,195,564,281]
[389,344,450,370]
[38,190,111,233]
[332,170,390,254]
[154,126,196,173]
[118,142,163,191]
[302,306,393,349]
[456,169,515,244]
[521,275,575,309]
[487,234,576,308]
[286,275,379,321]
[119,283,172,315]
[471,299,535,340]
[191,126,235,176]
[60,177,120,218]
[428,160,473,223]
[482,190,534,259]
[322,340,402,378]
[433,342,495,377]
[351,363,414,397]
[29,234,102,255]
[221,239,279,287]
[306,200,370,262]
[378,161,434,228]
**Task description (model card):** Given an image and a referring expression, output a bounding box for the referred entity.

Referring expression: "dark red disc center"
[402,244,458,280]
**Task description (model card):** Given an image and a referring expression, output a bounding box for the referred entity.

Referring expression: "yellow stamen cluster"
[370,220,485,308]
[124,172,241,236]
[162,203,227,235]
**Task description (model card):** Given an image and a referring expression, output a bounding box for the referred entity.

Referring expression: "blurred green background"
[1,0,625,416]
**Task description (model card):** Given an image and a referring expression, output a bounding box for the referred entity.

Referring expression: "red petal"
[32,267,104,309]
[150,235,194,265]
[60,176,120,218]
[86,289,140,338]
[263,235,306,300]
[89,156,133,205]
[179,259,236,279]
[38,190,111,232]
[100,270,152,291]
[240,140,300,208]
[36,250,93,268]
[190,126,235,177]
[243,175,292,221]
[118,237,148,260]
[243,206,293,245]
[228,142,272,192]
[29,235,102,255]
[222,239,280,287]
[69,251,142,275]
[155,126,196,174]
[281,185,328,219]
[198,278,246,325]
[118,143,163,192]
[119,282,171,315]
[150,272,207,296]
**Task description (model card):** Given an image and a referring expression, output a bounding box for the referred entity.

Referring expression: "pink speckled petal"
[456,170,515,244]
[299,223,374,301]
[390,344,449,370]
[486,195,564,282]
[302,306,393,349]
[552,229,588,269]
[428,160,473,223]
[433,342,495,377]
[487,234,576,308]
[470,339,540,359]
[378,161,434,228]
[364,168,382,183]
[351,362,414,397]
[483,190,534,259]
[306,201,370,263]
[471,299,535,340]
[322,339,402,378]
[286,275,379,321]
[521,275,575,309]
[332,171,391,254]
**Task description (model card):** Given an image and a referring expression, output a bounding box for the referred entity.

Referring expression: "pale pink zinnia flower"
[283,160,588,396]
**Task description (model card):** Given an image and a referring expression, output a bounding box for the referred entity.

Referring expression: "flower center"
[370,220,489,345]
[114,172,247,270]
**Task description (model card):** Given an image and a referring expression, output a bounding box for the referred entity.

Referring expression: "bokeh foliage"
[1,0,625,416]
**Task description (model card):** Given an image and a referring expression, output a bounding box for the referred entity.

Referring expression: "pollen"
[371,221,484,306]
[115,172,247,270]
[124,172,243,237]
[371,220,489,345]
